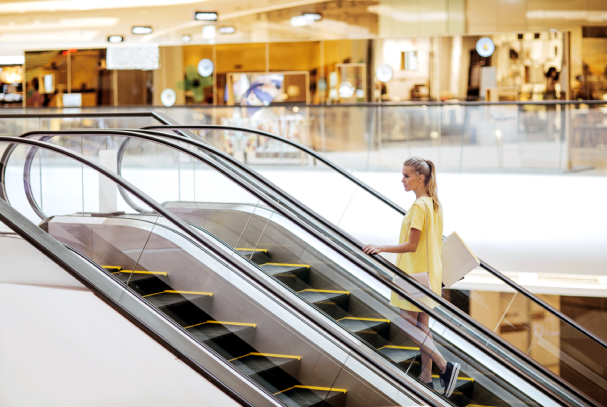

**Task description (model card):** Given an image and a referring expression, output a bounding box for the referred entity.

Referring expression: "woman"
[363,157,461,396]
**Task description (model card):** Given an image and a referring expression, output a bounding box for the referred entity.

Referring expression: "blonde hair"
[404,156,440,211]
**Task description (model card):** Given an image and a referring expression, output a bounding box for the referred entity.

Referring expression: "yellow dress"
[390,196,443,312]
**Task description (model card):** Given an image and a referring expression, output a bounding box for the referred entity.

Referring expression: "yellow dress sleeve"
[409,203,426,232]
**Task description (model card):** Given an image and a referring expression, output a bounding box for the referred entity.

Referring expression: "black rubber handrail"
[143,124,406,214]
[0,136,446,407]
[0,193,261,407]
[143,125,607,354]
[2,132,579,407]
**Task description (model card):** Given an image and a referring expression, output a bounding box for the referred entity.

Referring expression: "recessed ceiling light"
[219,26,235,34]
[107,35,123,43]
[194,12,218,21]
[202,25,215,40]
[132,26,152,34]
[181,34,192,42]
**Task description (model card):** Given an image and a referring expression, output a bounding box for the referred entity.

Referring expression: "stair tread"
[260,263,310,276]
[298,290,349,304]
[338,317,390,333]
[431,374,474,393]
[112,272,157,284]
[231,354,300,375]
[186,322,255,341]
[236,249,266,257]
[275,387,345,407]
[378,346,420,363]
[144,292,211,308]
[235,249,271,265]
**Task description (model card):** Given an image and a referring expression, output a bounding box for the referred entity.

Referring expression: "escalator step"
[236,248,271,264]
[185,321,256,341]
[337,317,390,333]
[298,289,350,318]
[143,290,213,309]
[274,386,347,407]
[260,263,311,290]
[230,353,301,376]
[377,345,420,364]
[111,270,168,284]
[431,375,474,402]
[185,321,257,360]
[297,289,349,305]
[337,317,391,347]
[259,263,310,277]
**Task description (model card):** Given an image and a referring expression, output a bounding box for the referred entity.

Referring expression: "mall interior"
[0,1,606,406]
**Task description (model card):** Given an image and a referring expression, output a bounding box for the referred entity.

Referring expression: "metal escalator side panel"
[0,198,278,407]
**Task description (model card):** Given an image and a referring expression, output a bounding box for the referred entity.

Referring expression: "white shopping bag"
[441,232,479,288]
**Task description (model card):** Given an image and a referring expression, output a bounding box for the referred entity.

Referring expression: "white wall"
[0,238,240,407]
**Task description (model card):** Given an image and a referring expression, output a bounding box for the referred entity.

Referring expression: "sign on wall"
[106,44,159,70]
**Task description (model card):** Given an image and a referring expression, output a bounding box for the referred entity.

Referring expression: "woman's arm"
[362,228,421,255]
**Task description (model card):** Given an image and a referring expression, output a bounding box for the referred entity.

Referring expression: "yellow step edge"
[185,321,257,329]
[338,317,391,323]
[143,290,213,298]
[229,352,301,362]
[432,374,474,382]
[378,345,420,351]
[298,289,350,295]
[235,248,268,253]
[260,263,310,269]
[164,290,213,296]
[274,385,347,396]
[102,265,122,270]
[112,270,168,277]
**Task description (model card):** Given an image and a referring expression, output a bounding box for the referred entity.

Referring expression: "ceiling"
[0,0,380,55]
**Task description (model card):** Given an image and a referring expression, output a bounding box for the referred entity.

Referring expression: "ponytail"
[403,156,440,212]
[425,160,439,212]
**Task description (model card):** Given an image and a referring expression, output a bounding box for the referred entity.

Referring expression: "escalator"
[0,133,583,407]
[0,137,445,407]
[14,125,604,406]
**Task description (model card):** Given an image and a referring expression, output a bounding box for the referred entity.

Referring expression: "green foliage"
[177,65,213,102]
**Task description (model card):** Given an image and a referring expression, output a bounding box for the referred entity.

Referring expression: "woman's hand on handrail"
[362,228,421,255]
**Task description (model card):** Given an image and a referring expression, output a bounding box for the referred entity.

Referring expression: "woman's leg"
[398,309,447,382]
[416,312,447,381]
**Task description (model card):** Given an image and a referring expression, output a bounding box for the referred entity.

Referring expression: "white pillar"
[450,35,462,98]
[99,149,118,213]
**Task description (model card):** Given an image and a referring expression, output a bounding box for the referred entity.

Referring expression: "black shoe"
[439,362,461,397]
[424,381,434,390]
